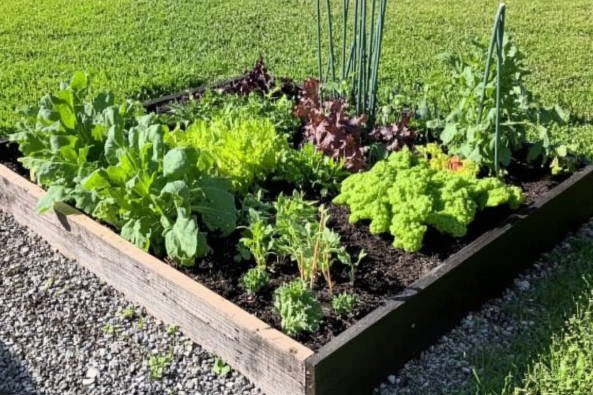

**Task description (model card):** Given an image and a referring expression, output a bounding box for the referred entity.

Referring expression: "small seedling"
[119,305,137,320]
[42,270,56,294]
[212,357,231,377]
[102,323,115,334]
[332,293,359,317]
[166,324,179,336]
[137,317,147,331]
[148,349,174,381]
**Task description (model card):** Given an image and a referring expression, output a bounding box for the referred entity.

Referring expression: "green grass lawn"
[1,0,592,137]
[467,234,593,395]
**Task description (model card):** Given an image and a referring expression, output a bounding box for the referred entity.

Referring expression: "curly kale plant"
[333,147,524,252]
[332,293,359,317]
[273,280,322,336]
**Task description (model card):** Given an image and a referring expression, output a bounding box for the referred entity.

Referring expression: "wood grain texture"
[306,165,593,395]
[0,164,313,395]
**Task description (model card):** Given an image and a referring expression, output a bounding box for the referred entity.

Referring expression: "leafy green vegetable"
[83,116,236,265]
[241,266,271,295]
[273,280,322,337]
[165,113,290,194]
[334,147,524,252]
[275,142,349,196]
[162,88,300,138]
[332,293,359,317]
[428,35,569,175]
[10,75,237,266]
[9,72,141,213]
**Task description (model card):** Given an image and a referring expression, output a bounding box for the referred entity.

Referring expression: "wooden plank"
[0,164,313,395]
[142,76,245,113]
[306,165,593,395]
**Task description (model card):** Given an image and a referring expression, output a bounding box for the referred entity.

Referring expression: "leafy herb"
[240,266,271,295]
[273,280,323,337]
[332,293,359,317]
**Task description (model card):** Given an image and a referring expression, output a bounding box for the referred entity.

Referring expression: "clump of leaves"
[155,56,300,116]
[9,73,237,266]
[162,88,300,138]
[241,266,271,295]
[334,147,524,252]
[429,35,570,175]
[236,190,363,291]
[332,293,359,316]
[148,349,174,381]
[294,78,368,172]
[166,113,290,194]
[370,110,418,154]
[212,357,231,377]
[218,55,300,101]
[275,142,349,196]
[273,279,323,337]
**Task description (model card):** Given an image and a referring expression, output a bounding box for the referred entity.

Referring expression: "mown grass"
[0,0,592,137]
[467,235,593,395]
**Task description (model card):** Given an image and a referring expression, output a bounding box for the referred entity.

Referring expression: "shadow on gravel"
[467,236,593,394]
[0,340,38,395]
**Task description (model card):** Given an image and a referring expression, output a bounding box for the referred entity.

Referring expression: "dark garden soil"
[173,165,567,350]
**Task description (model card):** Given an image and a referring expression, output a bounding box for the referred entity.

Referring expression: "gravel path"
[0,209,261,395]
[2,205,592,395]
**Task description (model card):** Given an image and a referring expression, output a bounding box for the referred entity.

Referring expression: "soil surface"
[0,140,574,351]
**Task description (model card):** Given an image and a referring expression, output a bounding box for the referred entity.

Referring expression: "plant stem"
[316,0,323,83]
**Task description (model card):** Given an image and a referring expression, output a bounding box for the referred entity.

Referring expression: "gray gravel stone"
[0,209,262,395]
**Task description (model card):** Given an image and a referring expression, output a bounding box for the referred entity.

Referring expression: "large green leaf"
[164,209,200,265]
[36,186,69,214]
[191,177,236,236]
[121,217,153,251]
[163,148,191,180]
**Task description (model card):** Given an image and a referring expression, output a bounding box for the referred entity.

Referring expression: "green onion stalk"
[316,0,387,127]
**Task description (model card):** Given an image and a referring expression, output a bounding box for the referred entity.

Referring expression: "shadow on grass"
[0,340,38,395]
[466,235,593,395]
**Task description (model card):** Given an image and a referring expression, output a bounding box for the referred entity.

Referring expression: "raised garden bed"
[2,75,593,395]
